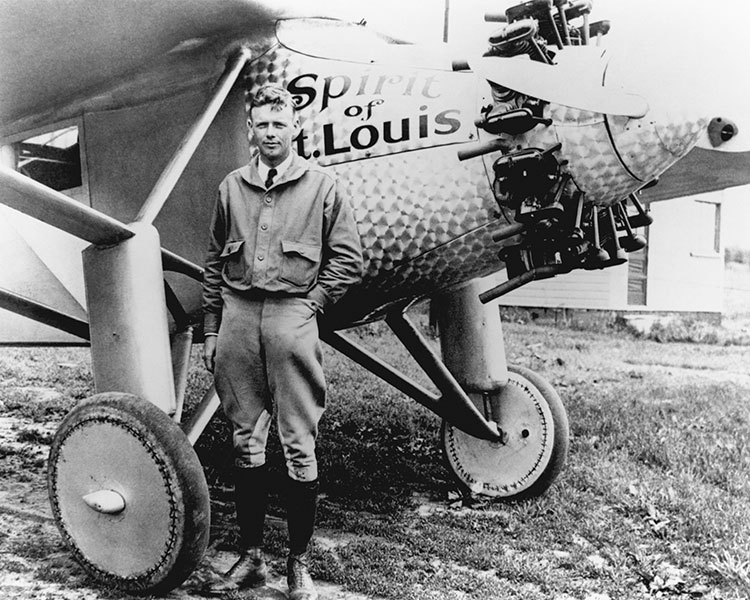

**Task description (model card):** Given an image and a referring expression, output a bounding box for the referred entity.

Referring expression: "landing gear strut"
[44,48,253,593]
[327,277,570,500]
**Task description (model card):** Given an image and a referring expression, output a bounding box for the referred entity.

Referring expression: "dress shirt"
[257,153,293,188]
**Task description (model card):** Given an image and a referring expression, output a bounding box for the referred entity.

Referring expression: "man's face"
[248,103,300,167]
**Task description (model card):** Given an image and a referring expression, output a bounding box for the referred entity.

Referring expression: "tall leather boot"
[236,464,269,551]
[201,465,269,596]
[286,477,319,600]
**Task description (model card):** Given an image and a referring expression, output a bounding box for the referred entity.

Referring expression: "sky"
[356,0,750,249]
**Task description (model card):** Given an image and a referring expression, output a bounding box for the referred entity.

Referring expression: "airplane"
[1,0,749,594]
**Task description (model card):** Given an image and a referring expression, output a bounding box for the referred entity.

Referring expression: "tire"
[47,392,210,594]
[442,365,569,501]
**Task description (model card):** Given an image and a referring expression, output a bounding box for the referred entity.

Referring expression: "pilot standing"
[200,84,363,599]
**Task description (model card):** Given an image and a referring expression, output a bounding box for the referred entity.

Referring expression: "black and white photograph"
[0,1,749,598]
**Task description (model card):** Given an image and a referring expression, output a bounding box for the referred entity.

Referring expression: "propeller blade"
[471,55,649,118]
[601,23,750,153]
[607,56,750,153]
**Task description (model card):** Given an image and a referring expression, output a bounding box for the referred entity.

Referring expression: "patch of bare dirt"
[621,360,750,387]
[0,410,375,600]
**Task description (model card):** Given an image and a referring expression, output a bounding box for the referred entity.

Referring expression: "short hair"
[248,84,297,116]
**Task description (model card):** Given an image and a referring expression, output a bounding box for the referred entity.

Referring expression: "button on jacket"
[202,153,363,335]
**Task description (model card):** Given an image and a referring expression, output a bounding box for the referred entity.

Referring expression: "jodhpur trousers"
[214,289,325,482]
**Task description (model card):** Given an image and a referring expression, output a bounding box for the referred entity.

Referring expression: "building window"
[692,199,721,257]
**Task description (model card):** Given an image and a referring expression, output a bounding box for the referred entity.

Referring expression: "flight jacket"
[202,153,363,335]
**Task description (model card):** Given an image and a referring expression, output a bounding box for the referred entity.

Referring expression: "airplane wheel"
[442,365,569,500]
[47,392,210,594]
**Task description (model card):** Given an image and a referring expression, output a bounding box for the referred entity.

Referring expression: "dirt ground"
[0,402,372,600]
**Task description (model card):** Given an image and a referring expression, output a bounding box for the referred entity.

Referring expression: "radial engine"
[457,0,706,303]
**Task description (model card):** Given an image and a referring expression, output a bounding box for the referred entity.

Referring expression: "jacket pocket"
[279,240,321,287]
[220,240,245,280]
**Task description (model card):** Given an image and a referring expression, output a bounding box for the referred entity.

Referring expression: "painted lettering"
[372,74,388,95]
[383,118,410,144]
[301,105,464,162]
[421,75,440,99]
[287,73,318,110]
[323,123,351,155]
[351,125,379,150]
[356,73,370,96]
[294,130,311,158]
[434,109,461,135]
[404,76,417,96]
[363,99,384,121]
[418,105,429,139]
[321,75,352,111]
[286,71,450,112]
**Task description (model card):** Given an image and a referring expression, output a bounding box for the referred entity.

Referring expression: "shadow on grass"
[191,365,450,516]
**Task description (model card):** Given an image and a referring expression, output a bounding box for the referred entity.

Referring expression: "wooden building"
[496,191,725,317]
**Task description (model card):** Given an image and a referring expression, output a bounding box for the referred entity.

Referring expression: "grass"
[1,308,749,599]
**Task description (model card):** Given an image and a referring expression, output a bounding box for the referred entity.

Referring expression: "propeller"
[469,54,649,118]
[601,24,750,153]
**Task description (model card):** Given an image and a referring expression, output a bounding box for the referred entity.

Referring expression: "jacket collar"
[239,152,309,190]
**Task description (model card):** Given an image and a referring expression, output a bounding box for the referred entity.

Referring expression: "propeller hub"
[708,117,739,147]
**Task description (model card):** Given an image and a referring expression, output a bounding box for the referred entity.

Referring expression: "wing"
[0,0,295,133]
[0,0,288,343]
[642,147,750,203]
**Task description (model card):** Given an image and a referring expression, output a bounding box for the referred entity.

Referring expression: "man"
[201,84,363,599]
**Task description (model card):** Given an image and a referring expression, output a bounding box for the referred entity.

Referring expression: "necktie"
[265,168,277,189]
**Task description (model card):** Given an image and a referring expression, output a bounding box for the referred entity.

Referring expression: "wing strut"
[0,166,134,245]
[135,46,252,225]
[0,288,90,341]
